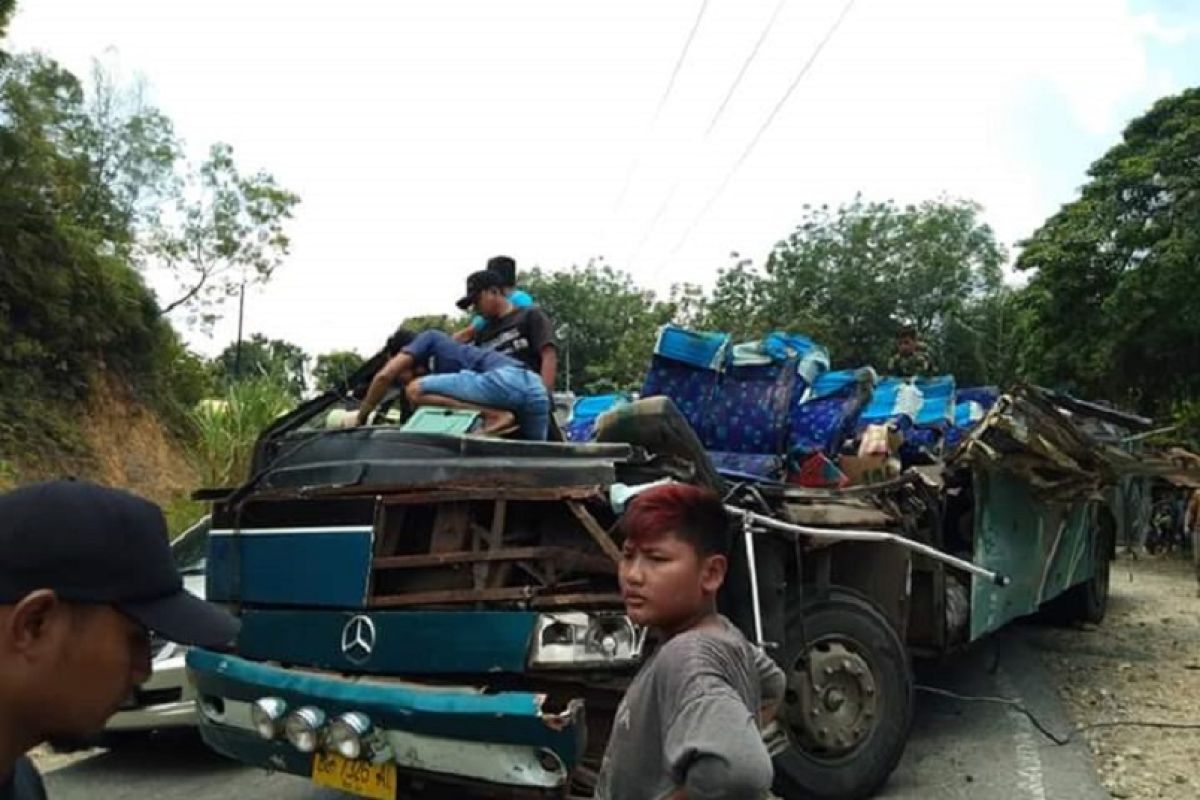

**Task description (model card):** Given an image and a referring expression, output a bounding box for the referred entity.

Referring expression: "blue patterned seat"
[708,451,786,481]
[564,394,628,442]
[640,327,730,436]
[700,362,796,455]
[788,369,873,457]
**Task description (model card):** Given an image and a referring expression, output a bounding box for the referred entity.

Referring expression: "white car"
[103,516,210,737]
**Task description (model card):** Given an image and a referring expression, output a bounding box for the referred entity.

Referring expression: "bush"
[188,377,293,487]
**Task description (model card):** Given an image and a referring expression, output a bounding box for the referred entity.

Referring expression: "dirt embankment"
[1028,554,1200,799]
[0,372,197,511]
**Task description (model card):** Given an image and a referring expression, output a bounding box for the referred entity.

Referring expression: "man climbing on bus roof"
[354,328,551,440]
[887,324,937,377]
[456,269,558,393]
[453,256,534,343]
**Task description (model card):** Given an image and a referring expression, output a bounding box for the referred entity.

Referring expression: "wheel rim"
[783,638,879,758]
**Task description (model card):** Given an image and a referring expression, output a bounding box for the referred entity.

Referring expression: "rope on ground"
[916,685,1200,746]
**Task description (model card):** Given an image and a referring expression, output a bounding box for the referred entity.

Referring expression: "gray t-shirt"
[595,616,787,800]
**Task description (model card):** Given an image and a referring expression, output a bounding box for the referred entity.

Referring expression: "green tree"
[150,142,300,327]
[313,350,365,392]
[213,334,309,399]
[1017,88,1200,414]
[396,314,461,335]
[523,262,678,393]
[703,197,1006,372]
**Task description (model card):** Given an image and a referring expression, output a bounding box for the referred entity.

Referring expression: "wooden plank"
[566,501,623,563]
[530,592,624,609]
[485,498,509,589]
[374,504,406,557]
[370,586,537,608]
[372,547,615,574]
[369,587,625,609]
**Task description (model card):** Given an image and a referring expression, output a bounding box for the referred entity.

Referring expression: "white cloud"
[8,0,1195,358]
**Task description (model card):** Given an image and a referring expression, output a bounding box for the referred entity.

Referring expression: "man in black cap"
[456,270,558,392]
[0,481,239,798]
[453,256,534,345]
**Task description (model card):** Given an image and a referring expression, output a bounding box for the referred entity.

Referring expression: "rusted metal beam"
[373,546,616,575]
[566,501,623,563]
[379,486,604,505]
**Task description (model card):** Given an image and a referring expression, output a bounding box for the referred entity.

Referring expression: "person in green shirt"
[887,325,936,377]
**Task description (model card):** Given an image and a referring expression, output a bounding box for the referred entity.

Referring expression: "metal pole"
[726,505,1010,587]
[234,278,247,380]
[742,512,766,646]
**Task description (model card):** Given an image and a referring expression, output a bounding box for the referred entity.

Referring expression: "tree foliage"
[150,142,299,326]
[1017,87,1200,415]
[522,263,682,393]
[0,41,301,471]
[212,334,309,399]
[699,197,1006,372]
[314,350,365,392]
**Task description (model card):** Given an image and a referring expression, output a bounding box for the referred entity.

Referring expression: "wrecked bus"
[187,326,1150,800]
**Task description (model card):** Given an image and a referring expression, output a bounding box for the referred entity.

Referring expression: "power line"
[655,0,712,123]
[628,0,789,268]
[669,0,858,262]
[608,0,712,221]
[705,0,790,137]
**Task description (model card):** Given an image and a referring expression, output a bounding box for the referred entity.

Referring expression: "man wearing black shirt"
[0,482,239,799]
[457,270,558,392]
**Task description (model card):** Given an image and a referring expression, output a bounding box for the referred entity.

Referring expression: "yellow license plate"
[311,751,398,800]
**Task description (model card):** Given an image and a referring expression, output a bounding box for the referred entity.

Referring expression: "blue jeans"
[416,367,550,440]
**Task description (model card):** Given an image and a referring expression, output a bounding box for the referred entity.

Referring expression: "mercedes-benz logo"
[341,615,377,665]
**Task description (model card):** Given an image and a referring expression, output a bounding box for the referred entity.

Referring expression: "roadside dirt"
[1027,553,1200,799]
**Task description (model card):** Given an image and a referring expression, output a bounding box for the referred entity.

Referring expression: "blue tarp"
[653,325,730,371]
[860,376,956,428]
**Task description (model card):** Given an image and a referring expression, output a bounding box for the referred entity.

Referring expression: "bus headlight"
[284,706,326,753]
[528,612,645,669]
[326,712,373,760]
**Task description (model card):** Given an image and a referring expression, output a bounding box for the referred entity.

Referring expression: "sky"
[9,0,1200,359]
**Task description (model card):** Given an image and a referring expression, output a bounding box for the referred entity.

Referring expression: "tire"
[1047,509,1114,625]
[772,589,914,800]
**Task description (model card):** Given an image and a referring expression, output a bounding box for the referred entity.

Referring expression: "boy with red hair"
[596,483,785,800]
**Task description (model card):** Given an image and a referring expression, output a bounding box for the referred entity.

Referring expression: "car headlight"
[284,706,326,752]
[250,697,288,740]
[151,635,178,662]
[528,612,646,669]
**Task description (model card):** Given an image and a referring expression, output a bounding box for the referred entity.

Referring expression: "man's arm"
[664,688,774,800]
[452,326,475,344]
[356,351,414,425]
[539,345,558,392]
[753,646,786,724]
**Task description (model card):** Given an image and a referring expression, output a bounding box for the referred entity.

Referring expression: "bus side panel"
[969,468,1095,640]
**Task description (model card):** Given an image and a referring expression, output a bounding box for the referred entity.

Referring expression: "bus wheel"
[772,589,914,800]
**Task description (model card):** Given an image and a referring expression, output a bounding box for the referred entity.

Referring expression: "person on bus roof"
[354,328,551,440]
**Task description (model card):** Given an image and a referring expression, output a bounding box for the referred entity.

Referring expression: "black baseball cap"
[0,481,239,648]
[456,270,505,310]
[486,256,517,287]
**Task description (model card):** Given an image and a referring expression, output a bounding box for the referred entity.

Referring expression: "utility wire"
[668,0,857,263]
[627,0,790,268]
[705,0,790,137]
[917,685,1200,747]
[609,0,712,220]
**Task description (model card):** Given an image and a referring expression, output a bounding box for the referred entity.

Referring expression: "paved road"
[43,625,1106,800]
